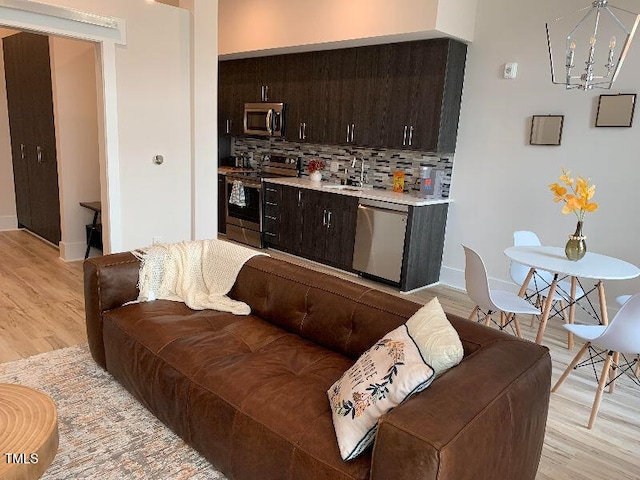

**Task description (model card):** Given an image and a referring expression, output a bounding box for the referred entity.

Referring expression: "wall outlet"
[330,161,339,173]
[152,236,163,244]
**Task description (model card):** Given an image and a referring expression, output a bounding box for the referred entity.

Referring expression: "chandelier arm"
[604,6,632,34]
[548,4,593,25]
[607,4,640,17]
[611,17,640,82]
[566,7,597,38]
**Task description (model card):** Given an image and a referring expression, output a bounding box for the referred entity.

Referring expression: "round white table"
[504,246,640,345]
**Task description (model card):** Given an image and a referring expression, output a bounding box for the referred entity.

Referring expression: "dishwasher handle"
[358,198,409,213]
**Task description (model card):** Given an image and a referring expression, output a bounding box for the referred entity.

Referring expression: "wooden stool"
[0,384,59,480]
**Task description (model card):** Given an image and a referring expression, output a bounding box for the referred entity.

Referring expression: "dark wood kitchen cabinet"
[263,183,357,270]
[3,32,61,245]
[383,39,467,153]
[282,51,330,143]
[218,174,226,234]
[300,189,358,269]
[219,38,467,153]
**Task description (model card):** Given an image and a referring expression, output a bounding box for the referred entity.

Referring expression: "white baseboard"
[0,215,18,231]
[59,241,88,262]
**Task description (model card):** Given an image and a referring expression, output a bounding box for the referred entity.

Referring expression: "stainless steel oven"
[226,174,263,248]
[224,154,300,248]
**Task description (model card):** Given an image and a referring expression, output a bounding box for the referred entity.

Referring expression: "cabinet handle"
[408,126,414,146]
[265,187,277,193]
[327,210,332,228]
[402,125,408,146]
[226,119,231,134]
[299,123,303,140]
[322,209,327,226]
[20,143,25,160]
[265,215,277,220]
[297,190,302,206]
[302,123,307,140]
[346,124,350,143]
[264,231,276,237]
[265,201,278,206]
[260,85,264,101]
[264,85,269,102]
[351,124,355,143]
[36,146,43,163]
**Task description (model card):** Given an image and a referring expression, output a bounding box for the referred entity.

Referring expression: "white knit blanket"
[135,239,266,315]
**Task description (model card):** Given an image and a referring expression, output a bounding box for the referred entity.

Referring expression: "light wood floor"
[1,230,638,479]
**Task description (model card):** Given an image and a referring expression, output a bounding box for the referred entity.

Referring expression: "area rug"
[0,344,226,479]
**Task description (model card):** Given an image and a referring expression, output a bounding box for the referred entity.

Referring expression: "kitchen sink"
[322,184,373,191]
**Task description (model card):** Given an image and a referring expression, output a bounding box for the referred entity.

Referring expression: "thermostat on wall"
[503,62,518,79]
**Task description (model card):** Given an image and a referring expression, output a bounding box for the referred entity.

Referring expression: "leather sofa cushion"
[102,299,372,480]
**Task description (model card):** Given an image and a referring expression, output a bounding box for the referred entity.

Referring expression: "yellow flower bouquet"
[549,169,598,260]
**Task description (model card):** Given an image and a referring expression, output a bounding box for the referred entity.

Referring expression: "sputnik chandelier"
[546,0,640,90]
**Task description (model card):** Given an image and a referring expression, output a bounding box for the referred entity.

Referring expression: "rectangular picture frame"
[595,93,636,127]
[530,115,564,146]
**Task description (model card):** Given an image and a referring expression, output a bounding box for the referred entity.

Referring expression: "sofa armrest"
[370,338,551,480]
[83,252,140,369]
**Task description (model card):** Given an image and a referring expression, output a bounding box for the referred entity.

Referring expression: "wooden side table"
[0,384,59,480]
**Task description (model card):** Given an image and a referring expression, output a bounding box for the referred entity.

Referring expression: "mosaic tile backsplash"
[231,138,453,198]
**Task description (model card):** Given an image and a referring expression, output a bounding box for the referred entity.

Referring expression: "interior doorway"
[0,28,103,261]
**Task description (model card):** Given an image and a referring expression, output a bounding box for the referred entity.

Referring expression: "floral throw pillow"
[327,324,435,461]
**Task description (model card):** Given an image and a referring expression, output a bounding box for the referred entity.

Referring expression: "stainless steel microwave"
[243,102,285,137]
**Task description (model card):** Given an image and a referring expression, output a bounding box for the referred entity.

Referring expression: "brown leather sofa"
[84,252,551,480]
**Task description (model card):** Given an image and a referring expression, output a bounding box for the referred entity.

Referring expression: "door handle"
[266,109,274,135]
[36,146,43,163]
[20,143,25,160]
[403,125,408,146]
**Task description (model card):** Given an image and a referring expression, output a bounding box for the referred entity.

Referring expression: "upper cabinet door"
[322,48,357,146]
[283,51,330,144]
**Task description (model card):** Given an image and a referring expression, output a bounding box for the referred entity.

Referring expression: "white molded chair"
[510,230,585,348]
[464,245,541,338]
[616,295,632,306]
[552,293,640,429]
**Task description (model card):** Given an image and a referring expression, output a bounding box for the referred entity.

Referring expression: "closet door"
[3,32,61,245]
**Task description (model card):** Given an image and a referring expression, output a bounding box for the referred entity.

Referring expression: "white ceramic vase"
[310,171,322,182]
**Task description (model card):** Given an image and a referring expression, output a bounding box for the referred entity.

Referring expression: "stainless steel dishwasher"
[352,199,408,283]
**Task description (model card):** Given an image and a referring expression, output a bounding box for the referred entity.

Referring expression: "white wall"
[50,36,101,260]
[0,0,196,253]
[443,0,640,306]
[218,0,476,58]
[0,30,17,230]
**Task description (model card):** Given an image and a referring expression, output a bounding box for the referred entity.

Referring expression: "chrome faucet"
[350,156,367,186]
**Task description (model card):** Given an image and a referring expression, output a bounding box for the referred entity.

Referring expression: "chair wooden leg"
[588,351,614,429]
[552,342,590,392]
[608,351,620,394]
[468,306,479,321]
[511,313,522,338]
[484,312,491,326]
[636,355,640,377]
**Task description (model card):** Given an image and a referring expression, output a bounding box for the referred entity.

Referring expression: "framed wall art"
[530,115,564,146]
[595,94,636,127]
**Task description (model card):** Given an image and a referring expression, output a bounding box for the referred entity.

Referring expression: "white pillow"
[405,297,463,376]
[327,324,435,461]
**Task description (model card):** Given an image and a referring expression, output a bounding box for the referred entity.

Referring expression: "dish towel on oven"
[229,180,246,207]
[133,239,267,314]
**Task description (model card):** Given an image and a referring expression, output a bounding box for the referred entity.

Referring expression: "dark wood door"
[323,193,358,269]
[278,184,304,255]
[3,32,61,245]
[322,48,357,145]
[300,189,327,260]
[3,33,32,230]
[350,44,391,147]
[283,51,330,143]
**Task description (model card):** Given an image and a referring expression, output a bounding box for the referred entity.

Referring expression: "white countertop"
[264,177,451,207]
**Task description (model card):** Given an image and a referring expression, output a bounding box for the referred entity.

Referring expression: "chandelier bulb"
[609,36,617,49]
[590,37,597,46]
